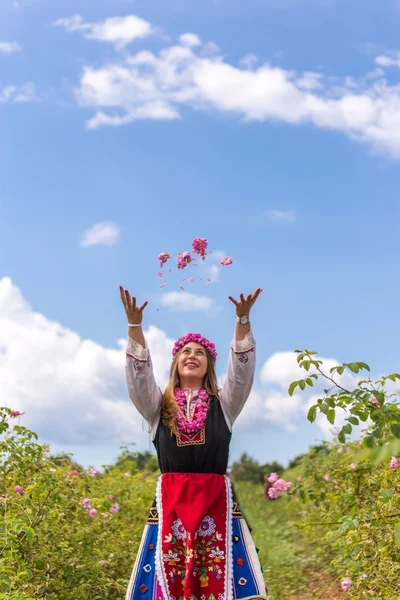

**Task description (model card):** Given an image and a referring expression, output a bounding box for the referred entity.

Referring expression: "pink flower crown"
[172,333,217,363]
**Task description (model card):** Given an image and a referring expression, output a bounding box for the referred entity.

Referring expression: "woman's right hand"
[119,286,148,325]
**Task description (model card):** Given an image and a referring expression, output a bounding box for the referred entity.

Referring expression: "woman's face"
[177,342,208,385]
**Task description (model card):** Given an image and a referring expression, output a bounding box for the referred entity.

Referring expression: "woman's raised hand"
[119,286,148,325]
[228,288,262,317]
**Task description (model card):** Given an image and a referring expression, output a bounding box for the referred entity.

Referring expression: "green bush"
[288,351,400,598]
[0,407,156,600]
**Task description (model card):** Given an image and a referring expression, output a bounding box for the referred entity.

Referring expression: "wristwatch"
[236,315,249,325]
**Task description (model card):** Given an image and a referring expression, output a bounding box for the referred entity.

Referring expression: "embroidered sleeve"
[219,330,256,429]
[125,336,162,433]
[126,337,149,362]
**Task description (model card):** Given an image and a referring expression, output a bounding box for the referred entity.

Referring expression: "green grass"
[234,481,317,600]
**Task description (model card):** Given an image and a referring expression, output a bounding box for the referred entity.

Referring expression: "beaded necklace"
[175,388,210,434]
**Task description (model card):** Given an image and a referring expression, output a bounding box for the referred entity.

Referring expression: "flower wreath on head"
[172,333,217,364]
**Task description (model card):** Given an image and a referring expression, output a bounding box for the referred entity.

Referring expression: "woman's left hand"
[228,288,263,317]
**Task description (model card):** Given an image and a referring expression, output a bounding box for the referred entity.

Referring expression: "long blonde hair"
[161,348,220,435]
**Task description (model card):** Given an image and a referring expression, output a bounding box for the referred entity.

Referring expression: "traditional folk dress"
[124,331,267,600]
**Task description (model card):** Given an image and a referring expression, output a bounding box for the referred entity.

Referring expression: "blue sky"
[1,0,399,470]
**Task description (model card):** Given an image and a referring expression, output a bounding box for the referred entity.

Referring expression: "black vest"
[153,397,231,474]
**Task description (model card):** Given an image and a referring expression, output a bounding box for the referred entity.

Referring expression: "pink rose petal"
[179,286,185,290]
[160,282,167,289]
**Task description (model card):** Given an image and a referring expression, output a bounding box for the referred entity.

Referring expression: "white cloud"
[0,41,22,54]
[80,221,120,247]
[375,54,400,68]
[54,14,154,49]
[264,209,296,222]
[0,277,174,447]
[0,82,37,104]
[179,33,201,48]
[161,291,214,312]
[70,29,400,159]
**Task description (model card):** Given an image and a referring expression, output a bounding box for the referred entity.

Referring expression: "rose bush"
[288,351,400,598]
[0,407,156,600]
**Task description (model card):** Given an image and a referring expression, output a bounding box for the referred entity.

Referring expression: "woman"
[120,285,267,600]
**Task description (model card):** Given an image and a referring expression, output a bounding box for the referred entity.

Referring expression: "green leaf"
[391,423,400,438]
[306,378,313,387]
[346,362,360,373]
[327,409,335,425]
[307,406,317,423]
[336,366,345,375]
[342,423,353,435]
[394,522,400,545]
[299,380,306,391]
[348,417,359,426]
[301,360,311,371]
[365,435,375,448]
[288,381,298,397]
[338,429,346,443]
[381,489,394,503]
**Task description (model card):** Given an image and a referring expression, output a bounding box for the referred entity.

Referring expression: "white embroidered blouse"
[125,331,256,440]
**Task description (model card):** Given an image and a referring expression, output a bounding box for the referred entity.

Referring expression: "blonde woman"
[120,286,267,600]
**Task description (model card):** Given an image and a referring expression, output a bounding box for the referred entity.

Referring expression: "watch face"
[240,315,249,324]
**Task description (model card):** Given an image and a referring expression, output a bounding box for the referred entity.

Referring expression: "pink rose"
[71,470,79,477]
[81,498,91,509]
[49,468,56,474]
[324,474,330,481]
[11,409,22,417]
[341,578,352,591]
[283,481,292,491]
[390,456,398,470]
[349,463,356,471]
[370,397,380,408]
[110,503,120,514]
[14,485,24,494]
[158,252,170,268]
[268,487,281,499]
[274,479,287,491]
[89,508,97,517]
[267,473,278,483]
[191,238,208,259]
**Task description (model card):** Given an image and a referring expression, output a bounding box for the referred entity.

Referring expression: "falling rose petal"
[188,277,194,283]
[158,272,163,277]
[179,285,185,290]
[207,278,211,282]
[156,308,159,312]
[169,269,172,272]
[220,257,233,266]
[160,282,167,289]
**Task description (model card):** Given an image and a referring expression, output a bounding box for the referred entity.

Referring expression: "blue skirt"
[125,498,268,600]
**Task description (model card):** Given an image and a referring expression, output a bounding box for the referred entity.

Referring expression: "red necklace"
[175,388,210,434]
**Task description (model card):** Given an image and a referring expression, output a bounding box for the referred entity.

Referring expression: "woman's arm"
[220,288,262,428]
[120,287,162,432]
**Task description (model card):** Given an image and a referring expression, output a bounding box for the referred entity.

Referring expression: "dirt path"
[291,569,351,600]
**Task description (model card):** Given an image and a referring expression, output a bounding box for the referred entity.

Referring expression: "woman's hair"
[161,347,220,435]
